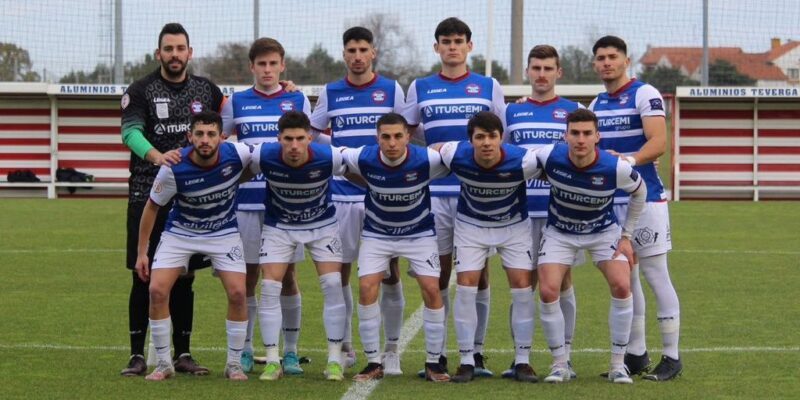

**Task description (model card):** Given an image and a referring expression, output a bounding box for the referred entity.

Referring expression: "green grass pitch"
[1,199,798,399]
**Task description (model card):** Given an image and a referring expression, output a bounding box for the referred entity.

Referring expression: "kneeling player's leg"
[281,263,302,357]
[454,270,481,367]
[217,270,248,371]
[315,261,346,365]
[597,259,633,369]
[149,267,183,366]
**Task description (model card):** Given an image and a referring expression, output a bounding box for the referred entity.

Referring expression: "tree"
[124,53,159,83]
[708,59,756,86]
[638,65,699,94]
[0,42,40,82]
[60,53,159,84]
[284,44,346,85]
[558,46,596,84]
[353,13,424,87]
[197,42,252,84]
[425,54,510,83]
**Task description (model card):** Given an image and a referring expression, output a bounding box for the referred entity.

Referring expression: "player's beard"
[193,146,217,160]
[161,58,188,80]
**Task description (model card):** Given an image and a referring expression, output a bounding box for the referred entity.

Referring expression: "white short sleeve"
[233,142,253,167]
[588,97,598,111]
[521,149,542,180]
[150,166,177,206]
[249,143,263,175]
[302,94,312,116]
[331,146,347,176]
[340,147,363,177]
[490,78,507,117]
[535,144,556,171]
[616,158,643,193]
[437,140,460,169]
[427,148,449,180]
[392,81,407,113]
[310,85,329,132]
[400,80,420,126]
[636,84,666,118]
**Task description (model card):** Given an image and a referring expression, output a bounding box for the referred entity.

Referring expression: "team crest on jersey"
[308,169,322,179]
[618,93,630,105]
[591,175,606,185]
[153,181,163,193]
[335,116,345,129]
[221,165,234,177]
[190,100,203,114]
[649,98,664,111]
[552,108,568,120]
[423,106,434,118]
[280,100,295,112]
[372,90,386,103]
[465,83,481,95]
[404,171,418,182]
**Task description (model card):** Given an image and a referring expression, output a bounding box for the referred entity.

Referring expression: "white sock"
[280,293,302,354]
[539,299,567,365]
[380,281,405,353]
[474,286,491,354]
[358,302,382,363]
[640,253,681,360]
[560,286,576,360]
[319,272,345,364]
[342,285,354,352]
[244,296,257,353]
[610,295,633,367]
[226,319,247,364]
[423,306,446,364]
[440,287,450,357]
[258,279,282,362]
[149,317,172,364]
[628,264,647,355]
[454,285,478,366]
[511,287,534,366]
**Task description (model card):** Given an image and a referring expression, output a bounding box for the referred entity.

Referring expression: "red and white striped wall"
[674,87,800,200]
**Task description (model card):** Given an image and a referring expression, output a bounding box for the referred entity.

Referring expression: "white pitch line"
[2,248,799,255]
[1,343,797,354]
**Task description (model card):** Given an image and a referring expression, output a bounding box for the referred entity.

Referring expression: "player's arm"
[221,95,236,139]
[310,87,332,143]
[135,200,159,282]
[334,147,367,187]
[521,148,543,180]
[628,86,667,166]
[613,161,648,268]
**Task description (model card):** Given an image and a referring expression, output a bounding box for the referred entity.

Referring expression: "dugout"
[672,86,800,200]
[0,83,603,199]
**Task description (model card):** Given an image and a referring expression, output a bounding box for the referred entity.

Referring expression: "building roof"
[640,42,798,81]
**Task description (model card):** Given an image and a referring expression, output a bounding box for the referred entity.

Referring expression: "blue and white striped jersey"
[536,143,642,234]
[589,79,666,204]
[341,144,449,239]
[503,97,583,218]
[310,75,405,202]
[220,87,311,211]
[150,142,251,237]
[402,71,506,197]
[439,141,540,228]
[250,142,345,231]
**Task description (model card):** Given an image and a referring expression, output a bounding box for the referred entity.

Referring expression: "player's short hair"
[566,108,599,129]
[158,23,190,48]
[249,37,285,62]
[376,113,408,131]
[278,111,311,133]
[434,17,472,42]
[189,111,222,132]
[528,44,560,68]
[592,35,627,55]
[467,111,503,140]
[343,26,374,46]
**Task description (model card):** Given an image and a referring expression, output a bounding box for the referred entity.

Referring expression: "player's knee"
[149,284,170,305]
[227,286,247,307]
[609,279,631,299]
[539,282,561,303]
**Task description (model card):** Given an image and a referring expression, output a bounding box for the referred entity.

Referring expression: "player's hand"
[613,237,636,270]
[160,149,182,166]
[515,96,528,104]
[135,255,150,282]
[281,80,299,92]
[606,149,622,157]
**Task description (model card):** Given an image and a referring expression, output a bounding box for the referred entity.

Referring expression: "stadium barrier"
[0,82,607,198]
[673,86,800,200]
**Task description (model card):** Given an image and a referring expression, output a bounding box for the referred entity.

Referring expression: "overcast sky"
[3,0,798,81]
